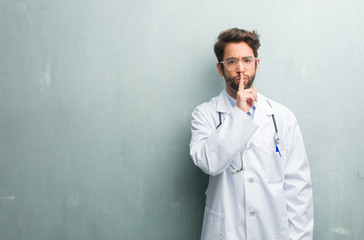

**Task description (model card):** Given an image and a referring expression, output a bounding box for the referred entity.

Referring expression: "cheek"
[224,70,234,79]
[224,72,232,81]
[248,69,256,77]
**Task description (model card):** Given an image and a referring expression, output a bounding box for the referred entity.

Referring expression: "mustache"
[233,74,248,80]
[231,74,255,89]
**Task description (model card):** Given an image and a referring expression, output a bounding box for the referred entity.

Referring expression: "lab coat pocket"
[201,207,225,240]
[267,149,286,183]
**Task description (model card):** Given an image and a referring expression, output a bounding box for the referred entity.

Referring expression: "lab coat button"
[250,212,255,217]
[249,178,254,183]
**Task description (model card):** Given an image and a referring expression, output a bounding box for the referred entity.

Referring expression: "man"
[189,28,314,240]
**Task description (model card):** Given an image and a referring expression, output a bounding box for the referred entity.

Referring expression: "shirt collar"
[225,89,236,107]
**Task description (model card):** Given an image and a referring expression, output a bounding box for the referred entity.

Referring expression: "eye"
[243,57,253,63]
[226,59,237,65]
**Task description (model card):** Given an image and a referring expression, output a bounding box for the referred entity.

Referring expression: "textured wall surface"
[0,0,363,239]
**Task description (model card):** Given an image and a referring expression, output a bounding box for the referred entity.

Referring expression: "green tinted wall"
[1,0,363,239]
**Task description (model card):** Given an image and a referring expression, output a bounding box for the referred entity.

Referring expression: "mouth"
[235,75,247,83]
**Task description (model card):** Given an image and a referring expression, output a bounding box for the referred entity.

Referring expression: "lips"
[235,75,247,82]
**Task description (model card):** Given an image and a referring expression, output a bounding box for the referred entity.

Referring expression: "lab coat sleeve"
[284,116,314,240]
[190,106,258,176]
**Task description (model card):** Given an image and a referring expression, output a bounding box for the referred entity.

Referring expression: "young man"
[189,28,314,240]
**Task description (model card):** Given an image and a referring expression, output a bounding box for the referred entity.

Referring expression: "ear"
[216,62,224,77]
[255,58,260,73]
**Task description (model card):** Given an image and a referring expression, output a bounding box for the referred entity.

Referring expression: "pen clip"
[274,132,280,145]
[276,145,282,157]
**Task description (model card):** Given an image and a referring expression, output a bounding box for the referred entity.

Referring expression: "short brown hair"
[214,28,261,62]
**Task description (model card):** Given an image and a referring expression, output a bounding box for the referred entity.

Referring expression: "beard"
[225,72,256,91]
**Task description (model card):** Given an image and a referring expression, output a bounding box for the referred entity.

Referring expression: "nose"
[236,60,246,72]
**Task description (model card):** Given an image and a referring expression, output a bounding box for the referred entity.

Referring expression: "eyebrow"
[225,56,255,60]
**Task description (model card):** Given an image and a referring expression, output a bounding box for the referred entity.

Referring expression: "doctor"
[190,28,314,240]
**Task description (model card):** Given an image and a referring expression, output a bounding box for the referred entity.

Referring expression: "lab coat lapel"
[216,90,233,114]
[216,91,273,147]
[253,93,273,126]
[246,93,274,147]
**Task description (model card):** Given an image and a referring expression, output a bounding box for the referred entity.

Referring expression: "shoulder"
[262,94,297,122]
[191,93,221,129]
[192,94,220,116]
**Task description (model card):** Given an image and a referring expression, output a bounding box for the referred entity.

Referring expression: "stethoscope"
[216,100,281,174]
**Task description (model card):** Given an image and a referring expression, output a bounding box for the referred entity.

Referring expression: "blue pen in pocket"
[276,145,282,157]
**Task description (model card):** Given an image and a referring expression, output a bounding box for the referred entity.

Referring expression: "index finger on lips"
[238,75,245,92]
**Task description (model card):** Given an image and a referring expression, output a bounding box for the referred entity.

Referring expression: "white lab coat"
[190,90,313,240]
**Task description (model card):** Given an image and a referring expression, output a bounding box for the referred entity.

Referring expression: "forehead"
[224,42,254,59]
